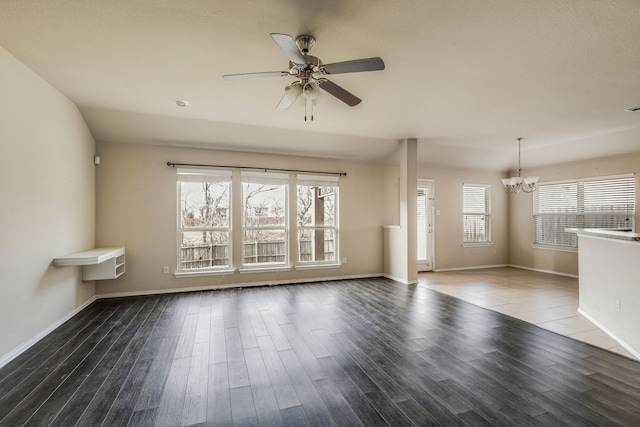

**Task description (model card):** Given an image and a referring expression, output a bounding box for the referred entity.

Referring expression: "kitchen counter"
[566,228,640,242]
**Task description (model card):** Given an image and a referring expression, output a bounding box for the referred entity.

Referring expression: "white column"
[399,138,418,283]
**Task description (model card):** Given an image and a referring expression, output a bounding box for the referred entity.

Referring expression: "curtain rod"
[166,162,347,177]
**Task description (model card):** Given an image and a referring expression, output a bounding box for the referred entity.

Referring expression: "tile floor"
[418,267,637,360]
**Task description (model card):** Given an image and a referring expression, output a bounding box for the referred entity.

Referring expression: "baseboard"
[578,308,640,361]
[430,264,578,279]
[433,264,509,273]
[0,295,98,370]
[382,274,418,285]
[509,264,579,278]
[97,273,385,299]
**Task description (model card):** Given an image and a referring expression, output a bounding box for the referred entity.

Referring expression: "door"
[417,180,434,272]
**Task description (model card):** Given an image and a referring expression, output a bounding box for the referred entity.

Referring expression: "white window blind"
[534,174,635,248]
[177,168,231,183]
[296,174,339,187]
[463,184,491,244]
[417,188,427,260]
[240,171,288,185]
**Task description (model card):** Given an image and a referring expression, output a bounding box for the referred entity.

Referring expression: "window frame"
[176,168,233,274]
[240,171,289,269]
[462,183,492,246]
[175,168,342,276]
[296,174,340,266]
[533,173,636,250]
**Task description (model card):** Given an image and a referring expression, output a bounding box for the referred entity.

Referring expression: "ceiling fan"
[223,33,385,121]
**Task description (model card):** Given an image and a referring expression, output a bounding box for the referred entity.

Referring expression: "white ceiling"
[2,0,640,171]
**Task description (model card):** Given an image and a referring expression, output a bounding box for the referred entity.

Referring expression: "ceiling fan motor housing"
[295,35,315,54]
[289,55,323,80]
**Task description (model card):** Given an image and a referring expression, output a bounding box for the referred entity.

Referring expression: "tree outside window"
[297,175,338,263]
[242,172,288,266]
[176,169,340,273]
[178,170,231,270]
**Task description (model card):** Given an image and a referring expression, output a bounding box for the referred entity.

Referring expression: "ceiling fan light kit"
[502,137,539,193]
[284,83,303,103]
[223,33,385,121]
[302,81,320,100]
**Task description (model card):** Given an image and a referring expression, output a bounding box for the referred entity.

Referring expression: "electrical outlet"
[163,266,170,275]
[616,299,621,313]
[342,257,347,264]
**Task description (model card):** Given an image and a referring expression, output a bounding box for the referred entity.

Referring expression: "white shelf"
[53,247,125,281]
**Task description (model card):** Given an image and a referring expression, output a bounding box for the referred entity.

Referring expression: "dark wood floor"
[1,278,639,426]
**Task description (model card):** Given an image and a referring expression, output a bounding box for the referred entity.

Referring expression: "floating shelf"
[53,247,125,281]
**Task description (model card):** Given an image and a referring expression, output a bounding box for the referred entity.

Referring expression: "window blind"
[241,171,288,185]
[463,184,491,244]
[177,168,231,183]
[534,174,635,248]
[463,185,491,214]
[296,174,339,187]
[417,188,428,260]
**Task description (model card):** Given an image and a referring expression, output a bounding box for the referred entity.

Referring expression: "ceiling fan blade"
[317,79,361,107]
[276,90,293,110]
[323,57,385,75]
[270,33,306,64]
[223,71,290,80]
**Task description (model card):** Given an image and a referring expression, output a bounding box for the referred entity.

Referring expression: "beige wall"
[94,142,386,295]
[384,163,510,271]
[0,48,96,363]
[509,152,640,276]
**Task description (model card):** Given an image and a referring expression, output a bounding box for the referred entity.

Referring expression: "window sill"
[532,244,577,253]
[295,263,341,270]
[174,269,235,278]
[462,243,492,248]
[239,266,292,274]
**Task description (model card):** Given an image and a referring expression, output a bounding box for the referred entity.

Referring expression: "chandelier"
[502,138,539,193]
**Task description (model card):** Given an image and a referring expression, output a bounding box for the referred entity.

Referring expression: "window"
[241,172,288,267]
[534,174,635,249]
[177,169,231,271]
[176,168,341,274]
[297,175,338,264]
[463,184,491,244]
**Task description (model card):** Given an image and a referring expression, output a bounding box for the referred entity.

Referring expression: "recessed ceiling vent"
[624,105,640,112]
